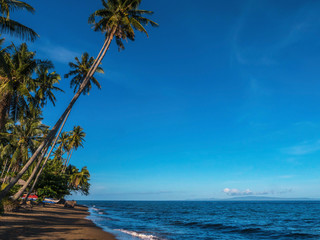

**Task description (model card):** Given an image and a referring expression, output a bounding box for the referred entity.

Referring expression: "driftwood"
[64,200,76,208]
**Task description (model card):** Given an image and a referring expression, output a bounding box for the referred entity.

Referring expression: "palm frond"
[0,17,39,42]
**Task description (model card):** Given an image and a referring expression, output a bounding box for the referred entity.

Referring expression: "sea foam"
[115,229,163,240]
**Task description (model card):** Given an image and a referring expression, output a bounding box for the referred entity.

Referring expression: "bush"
[2,198,19,213]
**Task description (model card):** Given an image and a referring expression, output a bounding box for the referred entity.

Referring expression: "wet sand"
[0,204,116,239]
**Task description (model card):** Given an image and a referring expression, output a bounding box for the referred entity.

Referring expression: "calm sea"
[79,201,320,240]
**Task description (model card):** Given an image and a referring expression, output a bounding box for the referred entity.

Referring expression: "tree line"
[0,0,158,204]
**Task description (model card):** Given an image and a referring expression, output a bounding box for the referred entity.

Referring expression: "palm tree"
[69,166,90,195]
[0,0,38,41]
[11,143,49,200]
[0,0,158,200]
[0,117,46,188]
[0,44,58,129]
[62,126,85,173]
[34,65,64,108]
[22,126,85,201]
[65,52,104,95]
[23,123,70,202]
[0,43,37,128]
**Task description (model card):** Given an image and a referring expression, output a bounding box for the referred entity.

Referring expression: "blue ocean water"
[79,201,320,240]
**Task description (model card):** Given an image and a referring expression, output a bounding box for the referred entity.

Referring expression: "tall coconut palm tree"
[0,0,38,41]
[0,0,158,200]
[65,52,104,95]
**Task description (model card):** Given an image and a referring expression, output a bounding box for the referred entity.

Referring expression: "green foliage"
[88,0,158,51]
[34,160,91,199]
[64,52,104,95]
[0,0,38,41]
[0,0,158,202]
[36,170,70,199]
[66,165,90,196]
[1,197,19,212]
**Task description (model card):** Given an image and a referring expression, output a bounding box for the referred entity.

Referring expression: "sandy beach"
[0,204,116,240]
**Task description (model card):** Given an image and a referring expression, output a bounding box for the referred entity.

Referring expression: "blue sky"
[11,0,320,200]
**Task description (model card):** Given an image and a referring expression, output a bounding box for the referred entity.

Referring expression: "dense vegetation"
[0,0,157,206]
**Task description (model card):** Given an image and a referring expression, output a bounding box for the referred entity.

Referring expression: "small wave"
[233,227,262,234]
[172,220,233,230]
[115,229,162,240]
[283,232,320,239]
[201,223,229,230]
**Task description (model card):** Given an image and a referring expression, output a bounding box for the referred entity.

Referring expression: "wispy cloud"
[283,140,320,155]
[35,39,80,64]
[39,46,79,64]
[230,2,319,66]
[223,188,292,196]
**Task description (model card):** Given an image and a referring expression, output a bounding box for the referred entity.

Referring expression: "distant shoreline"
[0,204,116,240]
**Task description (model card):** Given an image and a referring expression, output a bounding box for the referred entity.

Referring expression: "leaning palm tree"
[0,0,158,201]
[0,0,38,41]
[65,52,104,95]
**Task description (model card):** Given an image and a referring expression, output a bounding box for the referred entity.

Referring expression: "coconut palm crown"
[88,0,158,51]
[64,52,104,95]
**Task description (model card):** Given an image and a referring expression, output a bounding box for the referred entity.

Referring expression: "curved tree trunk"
[24,110,71,202]
[0,157,9,179]
[1,163,11,187]
[64,151,71,168]
[0,28,116,201]
[62,148,74,173]
[12,145,49,201]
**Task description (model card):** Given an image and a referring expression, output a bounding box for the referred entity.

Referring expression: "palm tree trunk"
[1,163,12,187]
[0,134,52,199]
[0,92,11,131]
[25,109,72,201]
[0,157,9,179]
[0,28,116,201]
[62,148,74,173]
[12,145,49,201]
[64,151,71,168]
[62,151,70,172]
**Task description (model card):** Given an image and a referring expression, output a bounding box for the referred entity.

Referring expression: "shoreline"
[0,203,117,239]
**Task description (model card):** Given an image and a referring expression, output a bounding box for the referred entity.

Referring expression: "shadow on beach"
[0,204,116,240]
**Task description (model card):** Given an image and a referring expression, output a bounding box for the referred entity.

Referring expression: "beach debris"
[64,200,77,208]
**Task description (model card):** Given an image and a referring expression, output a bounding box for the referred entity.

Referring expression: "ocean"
[79,201,320,240]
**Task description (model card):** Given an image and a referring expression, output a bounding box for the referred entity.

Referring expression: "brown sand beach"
[0,204,116,239]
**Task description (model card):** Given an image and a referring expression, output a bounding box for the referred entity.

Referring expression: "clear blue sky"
[11,0,320,200]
